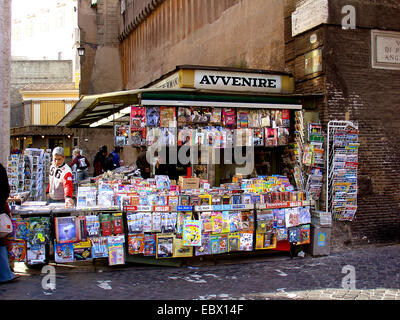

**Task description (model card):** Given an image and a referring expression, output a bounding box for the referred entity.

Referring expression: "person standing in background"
[0,162,19,283]
[46,147,74,207]
[109,146,121,169]
[69,148,90,183]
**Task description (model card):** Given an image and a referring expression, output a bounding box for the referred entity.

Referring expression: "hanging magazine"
[182,220,202,246]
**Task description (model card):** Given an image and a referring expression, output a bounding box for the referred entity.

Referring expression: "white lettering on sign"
[194,70,282,93]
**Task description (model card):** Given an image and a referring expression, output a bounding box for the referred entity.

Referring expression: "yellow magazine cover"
[173,237,193,258]
[199,194,212,206]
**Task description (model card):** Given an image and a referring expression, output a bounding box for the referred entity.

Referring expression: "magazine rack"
[326,120,359,221]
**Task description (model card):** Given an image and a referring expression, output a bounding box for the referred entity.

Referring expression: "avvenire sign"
[194,70,282,93]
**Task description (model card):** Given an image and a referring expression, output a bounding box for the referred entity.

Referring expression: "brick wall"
[285,0,400,247]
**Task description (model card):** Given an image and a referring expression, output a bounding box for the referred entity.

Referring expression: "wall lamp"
[77,41,98,56]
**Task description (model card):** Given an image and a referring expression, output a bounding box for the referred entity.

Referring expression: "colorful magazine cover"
[299,224,311,244]
[7,239,27,262]
[100,214,113,236]
[90,237,109,258]
[239,231,253,251]
[176,212,193,236]
[73,241,92,261]
[285,207,300,228]
[195,233,210,256]
[160,107,176,127]
[85,215,100,237]
[237,109,249,128]
[222,108,236,127]
[142,212,153,233]
[265,128,278,146]
[146,107,160,127]
[111,213,124,235]
[276,228,288,241]
[156,234,174,258]
[288,227,301,243]
[228,232,240,252]
[229,211,241,233]
[115,124,131,146]
[144,234,156,256]
[255,233,264,250]
[152,212,162,232]
[221,211,230,234]
[210,235,220,254]
[200,212,212,233]
[273,209,286,228]
[28,217,51,244]
[182,220,202,246]
[298,206,311,225]
[211,212,223,234]
[219,234,228,253]
[55,216,77,244]
[127,234,145,255]
[15,218,29,240]
[26,243,46,265]
[54,242,75,263]
[108,243,125,266]
[263,232,276,249]
[130,106,146,129]
[173,237,193,258]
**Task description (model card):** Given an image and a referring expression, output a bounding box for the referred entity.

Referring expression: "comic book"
[176,212,193,236]
[211,108,222,124]
[211,212,223,234]
[195,233,210,256]
[255,233,264,250]
[273,209,286,228]
[173,237,193,258]
[7,239,27,262]
[152,212,162,232]
[90,237,108,258]
[26,243,46,265]
[179,195,190,206]
[276,228,288,241]
[219,234,228,253]
[237,109,249,128]
[85,215,100,237]
[200,212,212,233]
[54,242,74,263]
[146,106,160,127]
[160,107,176,127]
[299,224,311,244]
[229,211,241,233]
[156,234,174,258]
[257,210,275,234]
[242,194,253,205]
[240,211,254,231]
[108,243,125,266]
[182,220,202,246]
[168,195,179,206]
[288,227,301,243]
[210,235,220,254]
[228,232,240,252]
[73,241,92,261]
[199,194,212,206]
[221,211,230,234]
[265,128,278,146]
[231,194,242,205]
[282,109,290,127]
[239,231,253,251]
[222,108,236,127]
[15,218,29,240]
[100,213,113,236]
[298,206,311,225]
[142,212,153,233]
[112,212,124,235]
[127,234,145,255]
[28,216,51,244]
[55,216,77,244]
[144,234,156,256]
[285,207,300,228]
[75,216,87,242]
[107,235,125,265]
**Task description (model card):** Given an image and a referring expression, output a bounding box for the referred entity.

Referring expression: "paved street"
[1,243,399,302]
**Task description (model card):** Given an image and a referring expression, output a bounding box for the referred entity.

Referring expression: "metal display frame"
[325,120,358,218]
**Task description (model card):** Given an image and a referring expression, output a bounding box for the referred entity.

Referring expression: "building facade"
[78,0,400,248]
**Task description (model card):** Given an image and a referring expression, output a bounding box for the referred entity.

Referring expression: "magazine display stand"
[326,121,359,221]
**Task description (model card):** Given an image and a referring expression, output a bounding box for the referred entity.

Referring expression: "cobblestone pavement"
[0,243,399,301]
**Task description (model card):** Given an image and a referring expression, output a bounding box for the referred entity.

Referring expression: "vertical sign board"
[291,0,329,37]
[371,30,400,70]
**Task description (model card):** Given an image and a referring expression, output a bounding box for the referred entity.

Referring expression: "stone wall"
[0,0,11,165]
